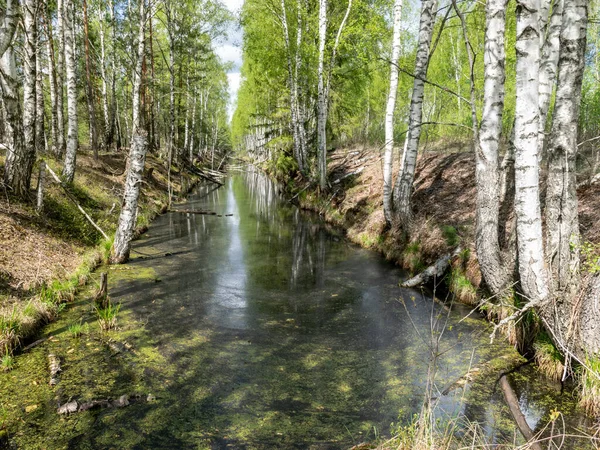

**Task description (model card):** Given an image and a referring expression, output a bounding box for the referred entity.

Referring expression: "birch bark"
[1,0,28,197]
[538,0,563,157]
[475,0,512,296]
[383,0,404,225]
[62,0,79,183]
[514,0,548,303]
[55,0,66,155]
[317,0,328,190]
[23,0,38,172]
[111,0,148,264]
[545,0,586,292]
[43,7,59,156]
[82,0,99,157]
[392,0,438,225]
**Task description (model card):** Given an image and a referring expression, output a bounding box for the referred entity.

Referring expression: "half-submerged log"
[499,375,542,450]
[401,247,462,288]
[48,354,61,386]
[57,394,155,415]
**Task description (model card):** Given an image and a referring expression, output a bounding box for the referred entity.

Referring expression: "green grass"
[448,268,477,305]
[68,321,85,338]
[579,356,600,417]
[1,353,15,372]
[95,303,121,331]
[441,225,459,247]
[533,333,564,381]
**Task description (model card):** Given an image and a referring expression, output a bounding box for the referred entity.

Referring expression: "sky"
[215,0,245,122]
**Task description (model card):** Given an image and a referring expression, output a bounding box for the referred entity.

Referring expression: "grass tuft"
[95,303,121,331]
[579,356,600,418]
[533,333,564,382]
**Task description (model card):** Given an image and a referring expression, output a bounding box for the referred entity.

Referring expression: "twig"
[45,165,110,240]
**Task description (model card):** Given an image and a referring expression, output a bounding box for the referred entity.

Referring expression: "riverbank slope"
[0,151,197,358]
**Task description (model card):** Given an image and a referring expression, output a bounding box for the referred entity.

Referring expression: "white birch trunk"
[62,0,79,183]
[99,18,111,149]
[1,0,28,197]
[514,0,548,303]
[44,8,59,156]
[189,92,196,162]
[383,0,404,224]
[537,0,563,158]
[545,0,586,292]
[475,0,511,296]
[23,0,37,166]
[35,35,45,154]
[392,0,437,225]
[112,0,147,264]
[317,0,328,190]
[294,0,307,170]
[280,0,303,172]
[55,0,66,156]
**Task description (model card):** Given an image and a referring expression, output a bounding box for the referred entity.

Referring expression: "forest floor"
[293,144,600,303]
[0,151,197,356]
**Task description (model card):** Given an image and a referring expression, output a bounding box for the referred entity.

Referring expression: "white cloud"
[216,44,242,71]
[227,72,242,121]
[221,0,244,13]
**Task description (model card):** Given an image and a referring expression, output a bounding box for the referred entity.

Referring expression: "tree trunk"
[538,0,563,159]
[23,0,38,175]
[43,6,59,156]
[99,18,110,150]
[317,0,328,190]
[82,0,99,157]
[55,0,66,156]
[62,0,79,183]
[383,0,404,225]
[1,0,27,197]
[475,0,512,297]
[545,0,586,293]
[35,21,45,155]
[514,0,548,303]
[280,0,303,173]
[111,0,147,264]
[392,0,438,226]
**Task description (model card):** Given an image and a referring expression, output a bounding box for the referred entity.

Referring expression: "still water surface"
[105,170,586,448]
[2,169,589,449]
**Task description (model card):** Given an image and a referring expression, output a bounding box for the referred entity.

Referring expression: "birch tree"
[62,0,79,183]
[54,0,66,156]
[43,5,60,155]
[392,0,438,226]
[111,0,148,264]
[1,0,28,197]
[474,0,511,297]
[82,0,99,157]
[513,0,548,304]
[22,0,37,173]
[316,0,328,190]
[383,0,404,225]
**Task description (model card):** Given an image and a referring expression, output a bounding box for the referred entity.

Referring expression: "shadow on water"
[1,169,594,449]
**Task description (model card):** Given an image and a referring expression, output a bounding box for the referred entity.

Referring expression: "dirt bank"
[294,146,600,297]
[0,150,197,355]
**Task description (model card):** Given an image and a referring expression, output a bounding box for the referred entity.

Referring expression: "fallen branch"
[49,354,61,386]
[45,165,109,240]
[401,247,462,288]
[332,166,364,184]
[57,393,155,415]
[499,375,543,450]
[169,209,233,217]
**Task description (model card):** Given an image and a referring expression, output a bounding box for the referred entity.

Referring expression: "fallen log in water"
[169,209,233,217]
[48,354,61,386]
[57,394,156,415]
[499,375,543,450]
[401,247,462,288]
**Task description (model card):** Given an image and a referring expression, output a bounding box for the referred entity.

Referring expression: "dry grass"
[0,150,197,357]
